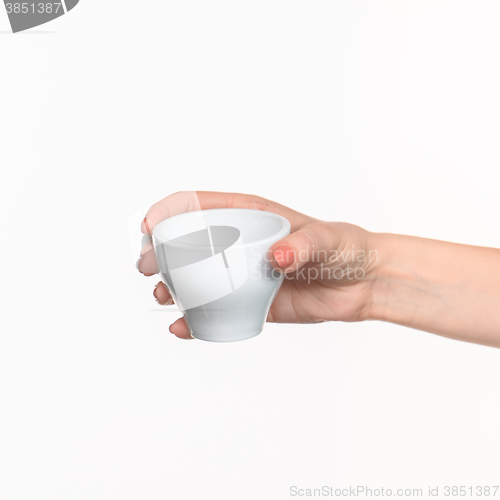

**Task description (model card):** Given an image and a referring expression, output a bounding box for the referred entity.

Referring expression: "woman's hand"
[137,191,380,339]
[138,191,500,348]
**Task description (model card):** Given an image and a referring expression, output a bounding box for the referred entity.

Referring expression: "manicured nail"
[273,246,295,269]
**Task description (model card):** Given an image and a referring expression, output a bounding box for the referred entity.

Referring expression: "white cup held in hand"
[152,208,291,342]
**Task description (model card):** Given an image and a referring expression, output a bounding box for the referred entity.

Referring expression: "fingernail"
[141,217,151,235]
[136,257,142,271]
[273,246,295,268]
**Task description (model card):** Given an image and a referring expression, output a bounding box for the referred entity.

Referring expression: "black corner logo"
[3,1,79,33]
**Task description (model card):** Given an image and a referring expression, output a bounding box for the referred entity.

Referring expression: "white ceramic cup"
[152,208,291,342]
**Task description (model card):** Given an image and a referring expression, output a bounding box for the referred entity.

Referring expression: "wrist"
[362,231,500,347]
[364,232,420,325]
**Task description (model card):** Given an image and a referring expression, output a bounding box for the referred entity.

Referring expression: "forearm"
[368,233,500,348]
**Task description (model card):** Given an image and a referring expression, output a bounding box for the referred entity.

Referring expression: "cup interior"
[153,208,290,247]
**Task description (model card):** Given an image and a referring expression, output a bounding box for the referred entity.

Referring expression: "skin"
[137,191,500,348]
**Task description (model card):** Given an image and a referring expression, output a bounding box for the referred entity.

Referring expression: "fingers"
[137,245,158,276]
[195,192,313,231]
[141,191,202,234]
[270,222,338,273]
[138,190,316,277]
[141,191,314,234]
[169,317,194,340]
[153,282,174,305]
[152,283,193,339]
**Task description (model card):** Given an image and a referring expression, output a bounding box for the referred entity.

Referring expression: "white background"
[1,1,500,499]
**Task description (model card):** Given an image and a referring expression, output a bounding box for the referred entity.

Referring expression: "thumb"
[270,222,337,273]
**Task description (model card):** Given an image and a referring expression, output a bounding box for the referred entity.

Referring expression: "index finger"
[141,191,312,234]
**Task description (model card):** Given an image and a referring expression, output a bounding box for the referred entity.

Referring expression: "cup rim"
[152,208,291,248]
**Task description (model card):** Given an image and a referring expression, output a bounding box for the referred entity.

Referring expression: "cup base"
[190,329,263,343]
